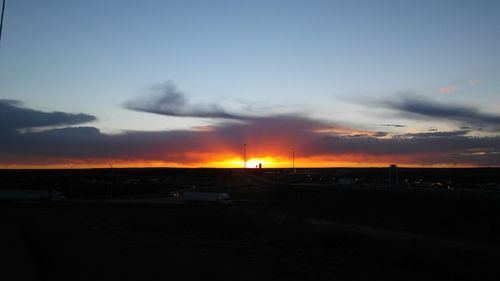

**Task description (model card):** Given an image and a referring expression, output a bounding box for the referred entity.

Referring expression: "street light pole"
[243,143,247,169]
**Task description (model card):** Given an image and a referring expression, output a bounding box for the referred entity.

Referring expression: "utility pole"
[292,147,295,174]
[0,0,6,46]
[243,143,247,169]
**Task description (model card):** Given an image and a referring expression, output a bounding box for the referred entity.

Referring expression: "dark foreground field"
[0,203,447,281]
[1,201,499,281]
[1,168,500,281]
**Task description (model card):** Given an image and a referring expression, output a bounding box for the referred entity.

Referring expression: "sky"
[0,0,499,168]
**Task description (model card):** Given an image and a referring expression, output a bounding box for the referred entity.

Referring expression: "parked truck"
[0,190,67,202]
[182,192,231,205]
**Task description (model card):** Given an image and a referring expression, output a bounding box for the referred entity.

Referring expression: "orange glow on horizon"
[0,154,487,169]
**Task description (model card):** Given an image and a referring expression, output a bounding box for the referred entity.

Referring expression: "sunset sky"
[1,0,499,168]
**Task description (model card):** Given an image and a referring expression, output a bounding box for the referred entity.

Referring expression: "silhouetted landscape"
[2,1,500,280]
[2,167,500,280]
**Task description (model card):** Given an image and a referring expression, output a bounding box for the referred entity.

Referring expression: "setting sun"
[244,157,291,168]
[246,159,267,168]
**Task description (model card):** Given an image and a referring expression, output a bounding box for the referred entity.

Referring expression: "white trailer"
[0,190,67,202]
[182,192,231,205]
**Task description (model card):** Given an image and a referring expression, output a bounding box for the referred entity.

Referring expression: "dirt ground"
[2,166,500,281]
[1,202,458,281]
[1,202,500,280]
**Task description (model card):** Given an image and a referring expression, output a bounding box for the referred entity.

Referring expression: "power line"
[0,0,5,46]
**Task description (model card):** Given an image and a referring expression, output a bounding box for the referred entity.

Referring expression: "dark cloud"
[383,96,500,131]
[0,99,96,131]
[380,124,406,128]
[343,133,387,138]
[400,130,471,138]
[348,134,371,138]
[124,81,247,120]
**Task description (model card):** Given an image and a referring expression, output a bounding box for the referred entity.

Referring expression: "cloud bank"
[0,99,96,131]
[1,98,499,167]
